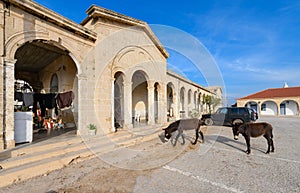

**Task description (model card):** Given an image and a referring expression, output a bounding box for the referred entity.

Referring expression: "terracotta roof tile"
[239,86,300,99]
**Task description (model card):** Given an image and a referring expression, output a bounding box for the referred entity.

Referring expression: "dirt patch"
[55,166,151,193]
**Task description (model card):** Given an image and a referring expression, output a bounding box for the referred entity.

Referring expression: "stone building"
[237,86,300,116]
[0,0,221,150]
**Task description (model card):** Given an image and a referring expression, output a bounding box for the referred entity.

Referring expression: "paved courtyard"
[1,116,299,193]
[133,116,300,193]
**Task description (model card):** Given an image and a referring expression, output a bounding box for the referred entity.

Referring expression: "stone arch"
[6,31,50,60]
[132,70,149,126]
[113,45,155,66]
[244,101,259,113]
[260,100,278,116]
[280,100,299,116]
[188,89,192,104]
[10,37,80,144]
[114,71,125,129]
[154,82,160,123]
[167,82,175,120]
[198,92,202,112]
[194,91,198,109]
[6,31,82,75]
[180,87,186,118]
[112,45,164,83]
[50,73,59,93]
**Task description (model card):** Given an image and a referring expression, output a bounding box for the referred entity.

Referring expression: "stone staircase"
[0,127,162,188]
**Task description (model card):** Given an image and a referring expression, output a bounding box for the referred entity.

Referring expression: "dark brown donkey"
[232,122,274,154]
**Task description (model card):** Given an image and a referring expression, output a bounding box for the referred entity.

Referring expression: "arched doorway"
[194,91,197,109]
[245,101,258,114]
[132,71,148,127]
[180,87,185,118]
[14,40,78,143]
[198,93,202,112]
[50,74,59,93]
[154,82,159,124]
[188,89,192,105]
[280,100,299,116]
[167,82,175,121]
[260,101,277,116]
[114,72,125,130]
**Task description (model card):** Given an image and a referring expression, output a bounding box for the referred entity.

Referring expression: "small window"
[239,108,247,114]
[261,104,266,111]
[219,108,228,114]
[188,90,192,104]
[50,74,59,93]
[231,108,238,114]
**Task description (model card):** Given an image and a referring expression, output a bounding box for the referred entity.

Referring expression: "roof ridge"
[238,86,300,100]
[238,88,270,99]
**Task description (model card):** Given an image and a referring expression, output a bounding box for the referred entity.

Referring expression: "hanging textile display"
[56,91,74,109]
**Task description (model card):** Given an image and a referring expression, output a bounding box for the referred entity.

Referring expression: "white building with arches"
[237,86,300,116]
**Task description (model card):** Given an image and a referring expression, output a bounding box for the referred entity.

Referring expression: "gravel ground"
[0,117,299,193]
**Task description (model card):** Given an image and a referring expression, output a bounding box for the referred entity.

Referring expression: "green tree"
[211,97,221,110]
[203,95,221,113]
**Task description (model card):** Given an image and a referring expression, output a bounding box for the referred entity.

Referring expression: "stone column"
[1,59,16,149]
[0,58,4,150]
[298,101,300,116]
[76,74,88,135]
[123,80,132,128]
[173,92,178,120]
[277,102,281,117]
[158,82,167,124]
[111,78,115,132]
[257,102,261,116]
[147,80,155,125]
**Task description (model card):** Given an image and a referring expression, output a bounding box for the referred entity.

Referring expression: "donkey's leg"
[192,128,199,145]
[270,138,274,152]
[174,128,182,146]
[181,131,185,145]
[199,130,204,143]
[243,135,251,154]
[270,131,275,152]
[263,135,271,154]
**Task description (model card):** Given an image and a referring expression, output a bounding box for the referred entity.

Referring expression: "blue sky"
[35,0,300,105]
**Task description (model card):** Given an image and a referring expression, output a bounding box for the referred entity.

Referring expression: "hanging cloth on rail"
[56,91,74,109]
[23,93,34,107]
[33,93,58,117]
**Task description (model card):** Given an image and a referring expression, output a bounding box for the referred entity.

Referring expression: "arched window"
[50,74,59,93]
[188,89,192,104]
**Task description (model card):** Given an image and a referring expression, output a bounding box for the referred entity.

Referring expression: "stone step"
[0,148,94,188]
[0,129,160,188]
[1,142,87,170]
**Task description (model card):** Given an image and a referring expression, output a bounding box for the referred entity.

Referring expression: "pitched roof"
[81,5,169,58]
[12,0,97,42]
[239,86,300,100]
